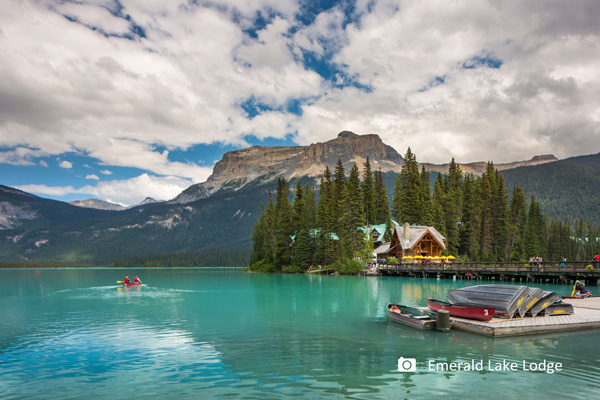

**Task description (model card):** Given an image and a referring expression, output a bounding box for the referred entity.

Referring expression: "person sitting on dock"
[575,281,591,297]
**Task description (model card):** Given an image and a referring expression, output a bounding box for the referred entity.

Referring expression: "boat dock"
[307,268,337,275]
[440,297,600,337]
[373,261,600,285]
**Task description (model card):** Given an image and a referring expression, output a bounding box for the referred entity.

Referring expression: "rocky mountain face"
[173,131,405,203]
[0,201,37,229]
[422,155,558,175]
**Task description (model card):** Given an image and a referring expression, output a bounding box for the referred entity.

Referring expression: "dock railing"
[377,261,600,275]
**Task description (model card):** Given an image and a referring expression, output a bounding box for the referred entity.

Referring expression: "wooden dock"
[445,297,600,337]
[375,261,600,285]
[307,268,336,275]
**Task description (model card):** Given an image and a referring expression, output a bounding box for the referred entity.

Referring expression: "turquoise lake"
[1,268,599,399]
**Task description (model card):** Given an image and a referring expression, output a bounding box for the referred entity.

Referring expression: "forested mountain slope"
[501,153,600,225]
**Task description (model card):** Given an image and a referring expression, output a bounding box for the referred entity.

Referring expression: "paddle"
[117,281,122,283]
[570,273,579,297]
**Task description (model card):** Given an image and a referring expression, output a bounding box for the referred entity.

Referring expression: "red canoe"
[123,282,141,286]
[427,298,495,321]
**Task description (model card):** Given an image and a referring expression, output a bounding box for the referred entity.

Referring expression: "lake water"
[1,268,599,399]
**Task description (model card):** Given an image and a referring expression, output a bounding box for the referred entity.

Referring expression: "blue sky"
[1,0,599,205]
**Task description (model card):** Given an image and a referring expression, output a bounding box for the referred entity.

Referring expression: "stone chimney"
[403,223,410,248]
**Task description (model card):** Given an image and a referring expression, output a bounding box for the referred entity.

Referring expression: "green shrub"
[387,257,398,264]
[332,259,364,275]
[282,264,304,273]
[586,264,594,270]
[250,259,278,272]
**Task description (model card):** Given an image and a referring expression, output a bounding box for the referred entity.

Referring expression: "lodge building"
[374,223,446,261]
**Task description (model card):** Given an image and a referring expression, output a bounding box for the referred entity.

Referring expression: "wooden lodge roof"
[373,224,446,255]
[395,225,446,251]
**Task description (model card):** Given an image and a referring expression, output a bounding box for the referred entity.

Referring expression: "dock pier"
[370,261,600,285]
[308,268,337,275]
[444,297,600,337]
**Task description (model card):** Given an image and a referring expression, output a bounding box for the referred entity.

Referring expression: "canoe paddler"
[134,276,141,284]
[124,276,130,284]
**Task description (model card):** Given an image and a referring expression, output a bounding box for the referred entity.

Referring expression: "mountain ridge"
[173,131,557,204]
[174,131,405,203]
[422,154,558,175]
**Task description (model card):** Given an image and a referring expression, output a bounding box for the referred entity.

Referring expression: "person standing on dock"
[594,254,599,269]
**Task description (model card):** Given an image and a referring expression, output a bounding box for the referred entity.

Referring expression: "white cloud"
[0,147,47,165]
[85,174,100,180]
[100,169,113,175]
[59,160,73,169]
[16,174,193,206]
[39,160,48,167]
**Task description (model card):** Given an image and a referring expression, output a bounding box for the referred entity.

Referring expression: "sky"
[1,0,599,206]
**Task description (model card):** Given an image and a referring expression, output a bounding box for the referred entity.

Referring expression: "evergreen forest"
[250,149,600,273]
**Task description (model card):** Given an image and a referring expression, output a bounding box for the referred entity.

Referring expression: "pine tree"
[293,183,316,269]
[447,158,463,191]
[525,195,547,259]
[506,186,527,261]
[340,164,365,259]
[392,147,422,224]
[316,167,336,264]
[274,177,294,268]
[443,158,463,255]
[333,158,346,236]
[492,172,509,261]
[547,219,571,261]
[251,191,276,267]
[291,180,304,233]
[459,175,481,259]
[391,175,402,223]
[383,218,394,242]
[432,174,447,235]
[479,163,495,260]
[373,169,391,225]
[420,166,432,225]
[250,201,268,265]
[361,157,376,225]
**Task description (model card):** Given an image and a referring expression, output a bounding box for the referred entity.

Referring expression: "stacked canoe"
[442,285,573,319]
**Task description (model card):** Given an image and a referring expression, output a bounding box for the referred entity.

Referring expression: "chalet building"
[361,223,394,248]
[374,223,446,260]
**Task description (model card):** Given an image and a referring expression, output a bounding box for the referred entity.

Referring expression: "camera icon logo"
[398,357,417,372]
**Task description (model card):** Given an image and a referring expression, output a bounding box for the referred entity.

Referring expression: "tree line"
[250,148,600,273]
[111,249,251,268]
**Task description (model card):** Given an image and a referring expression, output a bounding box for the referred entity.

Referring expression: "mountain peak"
[338,131,358,138]
[173,132,405,203]
[69,198,125,211]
